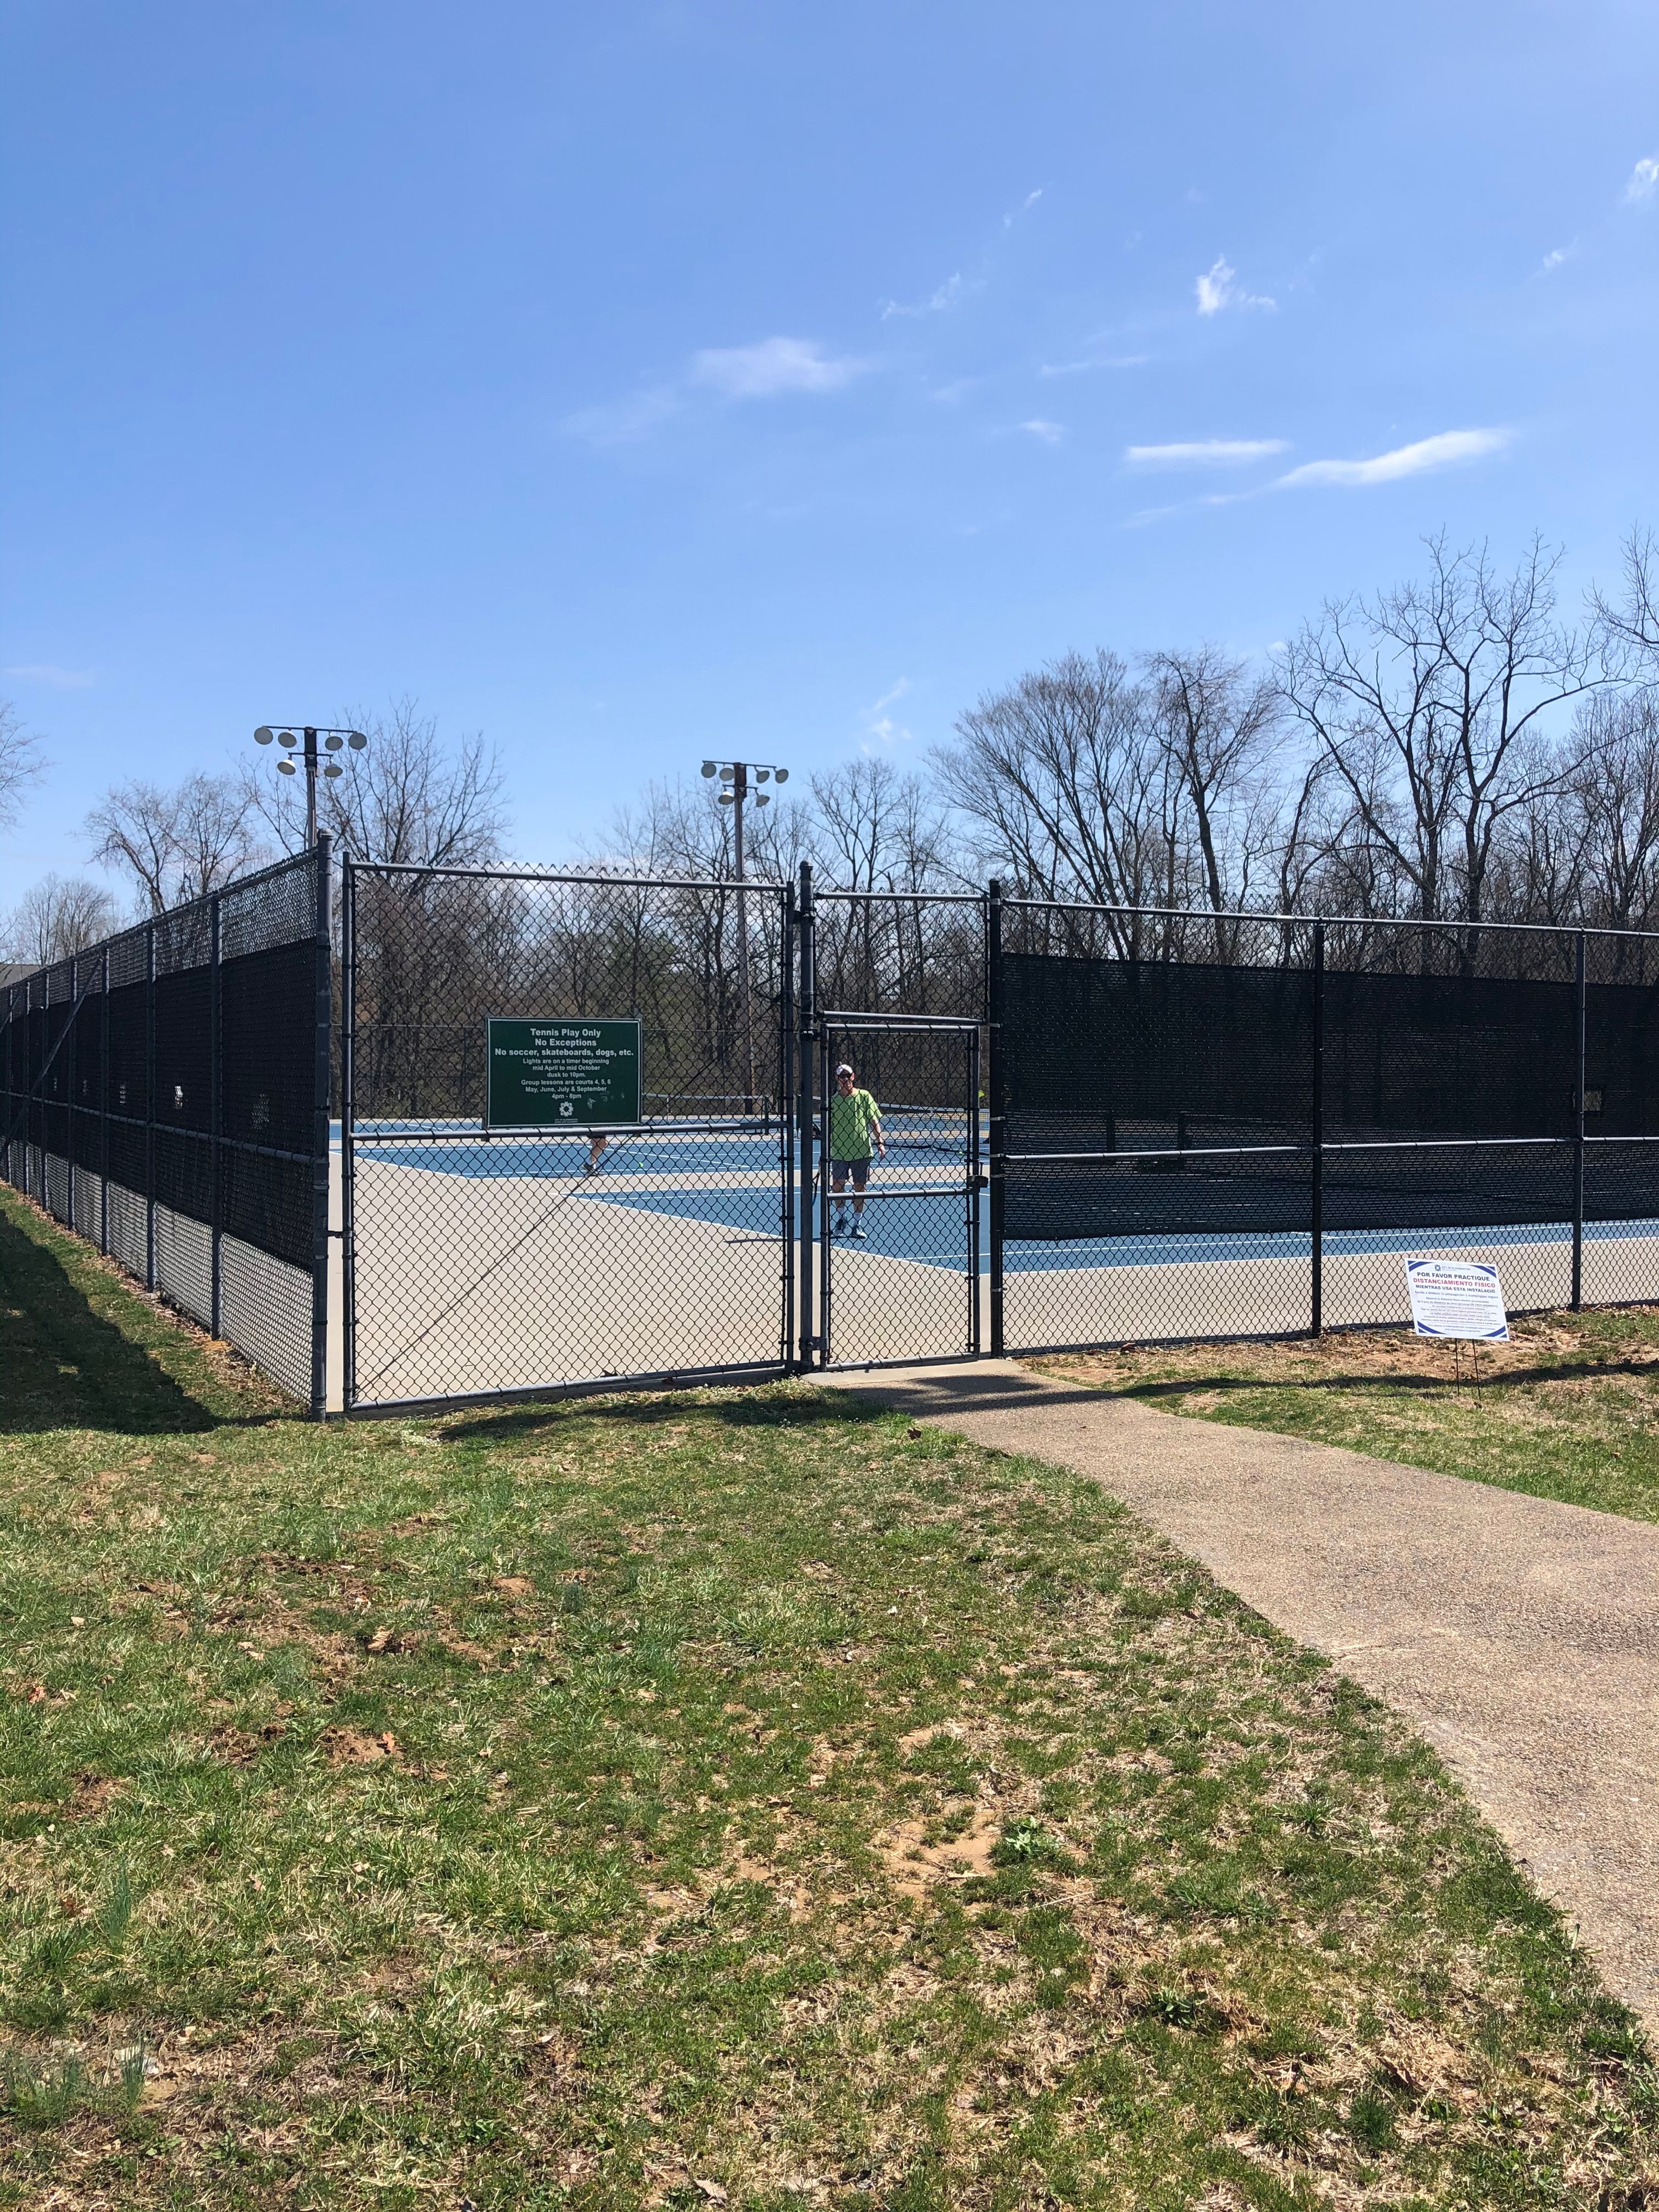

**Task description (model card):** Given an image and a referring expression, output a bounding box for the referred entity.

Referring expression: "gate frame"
[339,856,798,1416]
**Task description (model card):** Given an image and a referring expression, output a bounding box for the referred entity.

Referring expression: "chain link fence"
[0,845,331,1406]
[342,861,794,1410]
[988,892,1659,1352]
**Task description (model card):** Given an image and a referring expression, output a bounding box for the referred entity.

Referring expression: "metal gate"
[342,861,795,1411]
[807,1014,982,1368]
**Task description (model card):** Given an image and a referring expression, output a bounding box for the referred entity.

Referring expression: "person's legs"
[584,1133,607,1176]
[830,1164,849,1230]
[848,1157,870,1235]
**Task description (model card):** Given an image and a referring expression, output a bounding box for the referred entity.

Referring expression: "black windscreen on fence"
[0,845,330,1406]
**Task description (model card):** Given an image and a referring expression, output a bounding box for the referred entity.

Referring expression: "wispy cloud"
[559,387,683,447]
[1275,427,1510,489]
[1019,419,1065,445]
[881,273,966,320]
[1626,155,1659,203]
[4,663,93,689]
[563,336,867,445]
[861,678,913,752]
[1002,187,1043,231]
[1125,438,1289,469]
[1195,255,1275,316]
[1040,353,1149,377]
[690,337,866,398]
[1538,241,1576,273]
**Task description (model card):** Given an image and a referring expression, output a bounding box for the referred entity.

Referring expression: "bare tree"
[1278,535,1604,925]
[86,773,269,912]
[1592,526,1659,672]
[2,873,124,963]
[935,651,1184,944]
[0,701,47,833]
[244,698,506,865]
[1504,691,1659,932]
[1144,645,1284,922]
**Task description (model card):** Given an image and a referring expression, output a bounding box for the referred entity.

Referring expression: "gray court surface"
[330,1127,1659,1408]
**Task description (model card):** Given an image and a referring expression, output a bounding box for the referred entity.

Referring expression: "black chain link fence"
[342,861,795,1410]
[1,846,331,1406]
[989,893,1659,1352]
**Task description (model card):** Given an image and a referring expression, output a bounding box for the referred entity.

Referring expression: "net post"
[987,878,1005,1357]
[1311,920,1325,1339]
[209,890,223,1339]
[795,862,817,1370]
[310,836,333,1419]
[1572,929,1586,1313]
[340,855,358,1413]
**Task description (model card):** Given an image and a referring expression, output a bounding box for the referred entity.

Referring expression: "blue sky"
[3,0,1657,900]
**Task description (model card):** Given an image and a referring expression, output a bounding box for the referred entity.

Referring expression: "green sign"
[486,1017,642,1128]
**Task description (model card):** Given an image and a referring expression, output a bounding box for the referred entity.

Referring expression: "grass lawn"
[1029,1308,1659,1526]
[1,1185,1656,2210]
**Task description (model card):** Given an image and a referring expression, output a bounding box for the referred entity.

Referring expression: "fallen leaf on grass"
[695,2185,729,2206]
[360,1625,417,1656]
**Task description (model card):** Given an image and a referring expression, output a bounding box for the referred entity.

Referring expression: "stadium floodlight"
[695,756,790,1114]
[252,723,369,849]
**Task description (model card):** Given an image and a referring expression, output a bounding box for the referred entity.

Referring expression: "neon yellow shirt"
[828,1087,880,1160]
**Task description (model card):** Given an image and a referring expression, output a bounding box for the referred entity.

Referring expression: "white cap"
[836,1062,855,1076]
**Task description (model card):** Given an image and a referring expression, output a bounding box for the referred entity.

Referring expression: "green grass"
[2,1183,1657,2209]
[1031,1307,1659,1525]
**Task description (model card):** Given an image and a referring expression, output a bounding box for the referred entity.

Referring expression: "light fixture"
[756,792,771,807]
[718,790,735,805]
[755,767,770,783]
[349,730,368,750]
[277,758,297,776]
[324,762,343,778]
[279,729,299,748]
[701,760,716,778]
[254,725,274,746]
[774,766,789,784]
[324,732,343,751]
[720,766,735,783]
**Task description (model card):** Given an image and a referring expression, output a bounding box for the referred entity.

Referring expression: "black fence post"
[796,863,817,1370]
[144,918,156,1291]
[340,856,357,1414]
[780,879,796,1373]
[99,944,110,1252]
[1311,920,1325,1338]
[1572,929,1586,1312]
[310,836,333,1418]
[210,891,222,1338]
[987,878,1005,1357]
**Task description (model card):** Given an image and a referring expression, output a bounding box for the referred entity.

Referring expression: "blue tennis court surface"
[350,1122,1659,1275]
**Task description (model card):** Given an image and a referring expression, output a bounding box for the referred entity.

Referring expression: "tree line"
[6,528,1659,978]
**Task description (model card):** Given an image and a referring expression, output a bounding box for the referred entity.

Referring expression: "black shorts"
[830,1157,871,1189]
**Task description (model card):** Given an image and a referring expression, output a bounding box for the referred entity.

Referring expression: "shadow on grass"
[0,1201,221,1438]
[439,1380,864,1448]
[1112,1357,1659,1404]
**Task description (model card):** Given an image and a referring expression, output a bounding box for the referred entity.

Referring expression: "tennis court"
[338,1104,1659,1407]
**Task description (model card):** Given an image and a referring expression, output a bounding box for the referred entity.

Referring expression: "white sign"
[1405,1257,1509,1342]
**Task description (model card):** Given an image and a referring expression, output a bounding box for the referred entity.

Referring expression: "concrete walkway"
[822,1360,1659,2034]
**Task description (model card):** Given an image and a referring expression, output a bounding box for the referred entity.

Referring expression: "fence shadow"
[0,1201,221,1438]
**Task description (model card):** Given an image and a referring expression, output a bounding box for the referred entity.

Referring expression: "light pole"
[253,725,368,849]
[701,757,789,1116]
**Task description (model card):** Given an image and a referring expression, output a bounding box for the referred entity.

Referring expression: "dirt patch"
[321,1727,401,1768]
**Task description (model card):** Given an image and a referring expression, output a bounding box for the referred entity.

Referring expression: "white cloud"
[1041,353,1149,377]
[1195,255,1275,315]
[1275,427,1510,490]
[1002,187,1043,231]
[882,273,965,320]
[1019,419,1065,444]
[1125,438,1289,468]
[1626,156,1659,202]
[4,663,94,689]
[559,387,683,446]
[691,336,865,398]
[1539,242,1576,273]
[861,678,913,752]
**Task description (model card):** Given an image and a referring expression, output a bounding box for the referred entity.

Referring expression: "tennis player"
[828,1062,884,1237]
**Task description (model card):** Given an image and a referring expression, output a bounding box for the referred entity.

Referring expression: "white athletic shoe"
[851,1223,867,1240]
